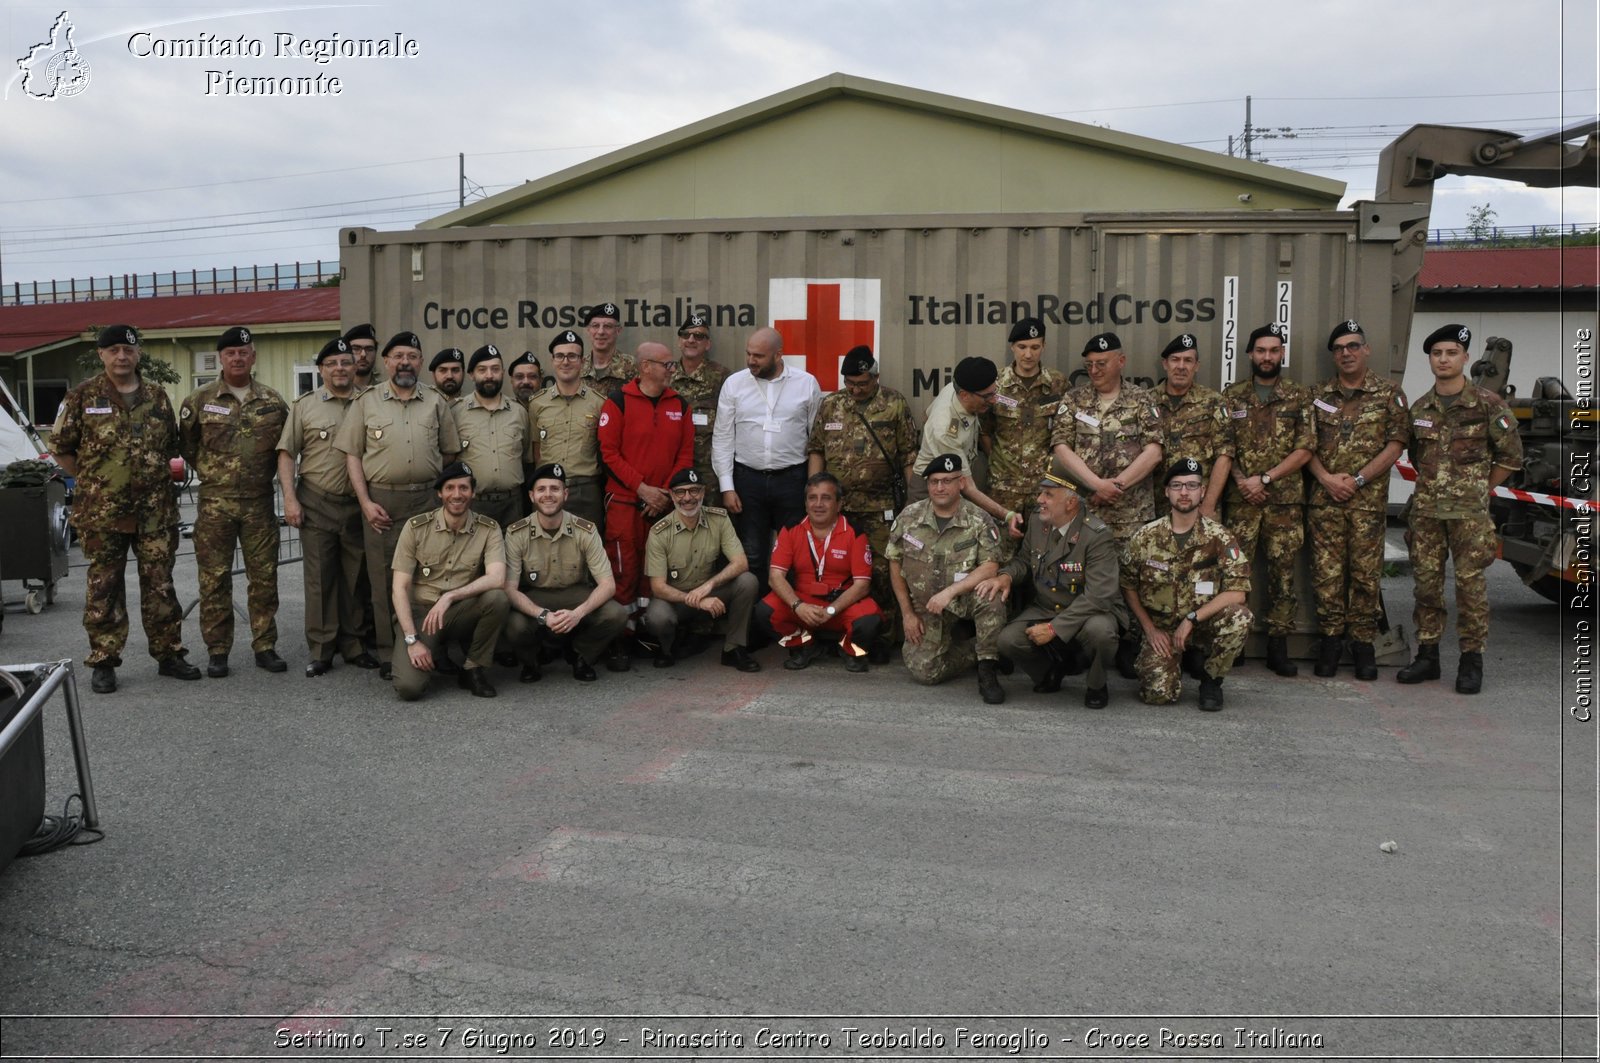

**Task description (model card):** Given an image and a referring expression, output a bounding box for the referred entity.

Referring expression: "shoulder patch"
[650,514,675,533]
[1084,514,1108,532]
[407,512,433,527]
[569,515,596,533]
[702,505,729,516]
[473,514,499,529]
[505,516,533,534]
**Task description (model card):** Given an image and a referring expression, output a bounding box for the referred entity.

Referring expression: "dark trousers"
[732,461,806,595]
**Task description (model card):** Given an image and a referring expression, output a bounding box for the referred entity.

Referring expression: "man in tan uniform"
[452,344,527,528]
[527,330,605,527]
[430,348,465,408]
[390,462,508,700]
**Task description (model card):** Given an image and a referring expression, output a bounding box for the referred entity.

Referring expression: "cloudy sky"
[2,0,1595,289]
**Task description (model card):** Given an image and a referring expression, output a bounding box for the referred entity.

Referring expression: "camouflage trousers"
[987,482,1038,564]
[844,509,901,646]
[1136,602,1252,705]
[1226,502,1303,636]
[78,524,186,666]
[902,590,1006,686]
[1309,504,1387,641]
[194,493,279,655]
[1407,512,1497,652]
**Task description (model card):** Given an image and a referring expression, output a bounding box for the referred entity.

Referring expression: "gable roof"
[1419,245,1600,292]
[0,288,340,357]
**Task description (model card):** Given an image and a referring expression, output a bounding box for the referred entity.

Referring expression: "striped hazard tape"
[1394,458,1594,514]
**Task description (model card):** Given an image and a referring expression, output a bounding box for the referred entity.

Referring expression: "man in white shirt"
[712,326,822,596]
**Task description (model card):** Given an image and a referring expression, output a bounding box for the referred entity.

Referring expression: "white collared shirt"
[711,362,821,491]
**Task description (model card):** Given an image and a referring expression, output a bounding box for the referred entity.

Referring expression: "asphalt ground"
[0,507,1594,1061]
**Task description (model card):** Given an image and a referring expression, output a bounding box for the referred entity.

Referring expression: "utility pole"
[459,152,465,208]
[1243,95,1254,161]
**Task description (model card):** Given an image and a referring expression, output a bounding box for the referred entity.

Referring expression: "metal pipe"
[0,660,99,829]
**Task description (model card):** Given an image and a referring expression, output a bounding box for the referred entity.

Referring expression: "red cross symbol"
[774,282,875,391]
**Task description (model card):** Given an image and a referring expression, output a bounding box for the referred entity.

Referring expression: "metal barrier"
[0,661,99,830]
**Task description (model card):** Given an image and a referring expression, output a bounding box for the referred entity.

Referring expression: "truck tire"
[1510,561,1565,603]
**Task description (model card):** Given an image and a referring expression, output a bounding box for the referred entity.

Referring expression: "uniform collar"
[379,383,425,403]
[430,507,476,534]
[531,512,573,540]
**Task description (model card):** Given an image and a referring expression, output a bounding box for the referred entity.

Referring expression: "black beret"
[1422,323,1471,353]
[668,467,705,489]
[1161,333,1199,359]
[1164,456,1205,485]
[508,351,539,370]
[677,312,710,335]
[547,330,582,354]
[580,302,621,325]
[383,331,423,356]
[96,324,139,348]
[1039,460,1088,495]
[429,348,465,371]
[922,453,963,477]
[434,460,475,490]
[1081,332,1122,356]
[1008,317,1045,343]
[952,356,998,392]
[1327,320,1365,349]
[315,338,350,364]
[467,344,501,372]
[529,462,566,485]
[1247,324,1289,350]
[216,326,253,350]
[840,345,877,377]
[341,323,377,344]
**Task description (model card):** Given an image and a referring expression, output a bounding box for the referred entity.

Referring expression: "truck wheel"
[1510,561,1565,603]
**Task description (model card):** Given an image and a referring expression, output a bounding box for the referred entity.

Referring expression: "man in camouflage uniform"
[669,312,731,484]
[1221,323,1313,677]
[982,317,1069,523]
[807,345,918,661]
[390,462,508,700]
[1306,320,1409,679]
[1398,324,1523,695]
[527,330,606,528]
[641,468,761,672]
[887,453,1007,704]
[581,301,636,394]
[452,344,527,529]
[502,462,629,682]
[1153,332,1232,519]
[981,463,1121,709]
[277,337,379,677]
[1122,458,1253,710]
[53,325,202,692]
[429,347,465,409]
[179,326,291,678]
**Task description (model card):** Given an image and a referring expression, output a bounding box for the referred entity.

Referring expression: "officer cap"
[840,345,878,377]
[1163,456,1205,485]
[383,331,423,356]
[434,460,475,490]
[547,330,582,354]
[580,302,621,325]
[952,356,998,392]
[1422,323,1471,353]
[508,351,539,371]
[96,325,139,348]
[467,344,501,372]
[429,347,465,371]
[1081,332,1122,356]
[677,312,710,335]
[1008,317,1045,343]
[216,326,253,350]
[315,338,350,364]
[529,462,566,486]
[922,453,964,477]
[1039,459,1088,496]
[1247,323,1289,350]
[1160,333,1199,359]
[1326,319,1365,349]
[342,323,377,344]
[668,467,704,490]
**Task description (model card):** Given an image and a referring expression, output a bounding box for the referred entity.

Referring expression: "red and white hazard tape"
[1393,458,1593,514]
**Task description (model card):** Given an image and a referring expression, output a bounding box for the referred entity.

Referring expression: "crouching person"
[391,462,509,700]
[503,463,629,683]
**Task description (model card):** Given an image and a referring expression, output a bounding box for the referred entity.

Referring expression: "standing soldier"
[1153,332,1232,519]
[528,330,605,528]
[179,326,291,678]
[982,317,1069,524]
[669,312,730,484]
[344,324,380,389]
[1220,324,1314,678]
[53,325,202,692]
[277,337,379,677]
[887,454,1008,704]
[502,463,629,682]
[508,351,549,407]
[452,344,526,529]
[429,348,465,408]
[581,301,635,394]
[1306,320,1408,679]
[1397,324,1523,694]
[335,330,462,680]
[912,357,1020,533]
[807,345,918,662]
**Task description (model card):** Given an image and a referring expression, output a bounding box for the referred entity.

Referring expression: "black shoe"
[255,649,288,673]
[1350,641,1377,681]
[721,647,761,672]
[90,664,117,694]
[494,650,520,668]
[572,656,598,682]
[1180,647,1206,681]
[206,654,230,678]
[519,663,543,683]
[305,659,333,678]
[1114,638,1140,680]
[843,654,868,674]
[783,640,823,671]
[346,652,380,670]
[868,641,894,666]
[158,654,202,681]
[1032,661,1065,694]
[977,659,1005,704]
[1084,685,1109,710]
[613,645,642,671]
[458,667,497,698]
[1456,651,1483,695]
[433,655,460,676]
[1313,635,1343,678]
[996,656,1015,676]
[1265,636,1298,677]
[1397,643,1441,684]
[378,662,393,681]
[1198,676,1225,711]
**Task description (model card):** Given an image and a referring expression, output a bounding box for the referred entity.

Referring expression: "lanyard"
[807,522,837,583]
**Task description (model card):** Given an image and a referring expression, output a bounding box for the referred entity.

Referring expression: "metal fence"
[1426,222,1595,246]
[1,261,340,306]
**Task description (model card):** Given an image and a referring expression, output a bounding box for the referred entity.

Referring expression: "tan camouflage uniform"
[1049,383,1163,543]
[886,498,1006,684]
[1121,516,1253,704]
[389,507,508,700]
[179,378,290,656]
[1309,372,1409,640]
[1406,385,1523,652]
[1221,378,1313,636]
[983,365,1069,517]
[582,351,636,397]
[669,359,731,485]
[503,510,627,666]
[526,384,606,528]
[1154,383,1233,517]
[53,374,188,665]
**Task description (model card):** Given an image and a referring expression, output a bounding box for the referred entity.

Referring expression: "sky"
[1,0,1596,291]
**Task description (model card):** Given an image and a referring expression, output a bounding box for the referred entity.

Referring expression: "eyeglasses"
[974,389,998,402]
[680,332,710,341]
[1167,481,1204,493]
[926,475,963,488]
[550,352,581,361]
[1331,341,1366,354]
[348,343,377,353]
[644,359,678,370]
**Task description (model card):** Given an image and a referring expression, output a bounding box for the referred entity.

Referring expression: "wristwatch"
[1353,473,1368,488]
[403,633,418,645]
[825,605,837,618]
[535,610,549,627]
[1259,471,1273,485]
[1185,610,1198,623]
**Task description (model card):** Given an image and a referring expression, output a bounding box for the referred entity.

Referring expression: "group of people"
[53,302,1520,708]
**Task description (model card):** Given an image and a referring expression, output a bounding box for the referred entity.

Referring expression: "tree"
[1465,203,1498,241]
[74,340,182,386]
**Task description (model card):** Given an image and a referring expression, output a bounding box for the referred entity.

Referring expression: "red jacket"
[597,380,694,502]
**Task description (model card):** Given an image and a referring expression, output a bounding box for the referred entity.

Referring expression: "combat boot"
[1350,641,1377,681]
[1313,635,1343,678]
[1114,636,1140,680]
[977,659,1006,705]
[1197,675,1225,711]
[1266,636,1298,677]
[1455,651,1483,695]
[1396,643,1441,684]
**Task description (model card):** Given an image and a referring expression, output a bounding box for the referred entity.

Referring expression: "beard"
[476,378,502,398]
[393,369,418,389]
[1252,361,1282,380]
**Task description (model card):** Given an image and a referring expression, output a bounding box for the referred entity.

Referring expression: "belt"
[565,474,600,485]
[296,480,354,503]
[476,487,515,499]
[369,480,433,493]
[735,461,806,477]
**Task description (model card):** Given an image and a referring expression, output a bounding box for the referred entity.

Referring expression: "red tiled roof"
[0,288,340,355]
[1419,246,1599,292]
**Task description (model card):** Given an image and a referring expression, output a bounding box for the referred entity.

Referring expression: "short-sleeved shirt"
[1309,371,1409,511]
[53,373,179,535]
[1221,378,1315,506]
[1155,383,1233,472]
[452,396,527,493]
[276,387,358,496]
[769,516,874,600]
[392,508,504,605]
[1120,516,1251,629]
[525,385,605,476]
[503,511,609,594]
[808,385,919,514]
[333,383,461,487]
[644,506,743,590]
[178,378,289,499]
[983,365,1069,495]
[913,386,982,475]
[582,351,636,395]
[886,498,1002,605]
[1049,383,1163,525]
[1407,385,1524,519]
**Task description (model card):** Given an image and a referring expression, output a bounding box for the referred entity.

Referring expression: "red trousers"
[605,498,647,606]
